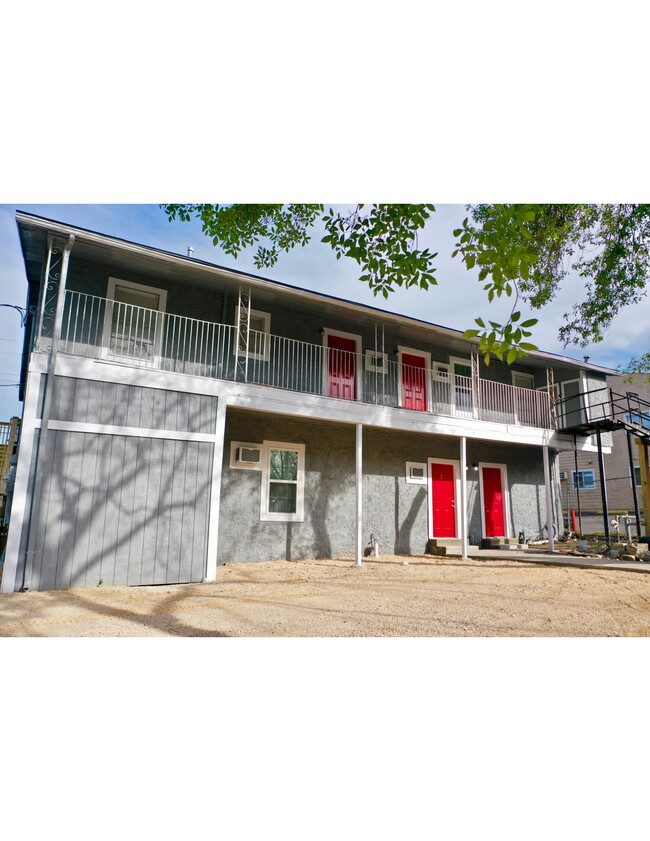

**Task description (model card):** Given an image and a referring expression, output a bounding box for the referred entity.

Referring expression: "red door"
[482,466,506,537]
[431,462,456,537]
[327,334,357,400]
[402,353,427,411]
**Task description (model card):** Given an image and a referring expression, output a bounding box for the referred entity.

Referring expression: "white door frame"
[478,461,510,538]
[322,327,362,399]
[427,457,461,539]
[398,345,432,411]
[449,355,474,418]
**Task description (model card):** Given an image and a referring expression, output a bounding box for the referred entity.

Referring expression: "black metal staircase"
[554,386,650,548]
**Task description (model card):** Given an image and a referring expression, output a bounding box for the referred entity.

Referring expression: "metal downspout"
[20,234,75,590]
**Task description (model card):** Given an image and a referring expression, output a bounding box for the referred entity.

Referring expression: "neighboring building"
[0,417,20,561]
[558,373,650,535]
[1,212,615,592]
[0,417,19,519]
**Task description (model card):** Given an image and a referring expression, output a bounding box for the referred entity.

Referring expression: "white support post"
[0,369,41,593]
[354,422,363,566]
[459,435,469,559]
[543,445,555,553]
[21,235,75,591]
[205,400,227,582]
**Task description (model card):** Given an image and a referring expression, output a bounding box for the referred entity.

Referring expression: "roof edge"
[15,210,617,376]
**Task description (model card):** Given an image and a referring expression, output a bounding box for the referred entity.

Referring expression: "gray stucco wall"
[218,410,553,564]
[67,255,226,326]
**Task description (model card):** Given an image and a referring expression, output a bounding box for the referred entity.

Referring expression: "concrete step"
[427,538,462,549]
[426,541,480,557]
[483,537,520,548]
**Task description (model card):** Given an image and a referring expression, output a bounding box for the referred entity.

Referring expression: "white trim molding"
[260,440,306,523]
[1,369,41,593]
[364,349,388,374]
[449,355,474,419]
[478,461,510,538]
[511,370,535,389]
[405,461,427,485]
[35,419,216,443]
[104,277,168,366]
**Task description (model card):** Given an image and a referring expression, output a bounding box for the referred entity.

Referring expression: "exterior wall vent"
[559,471,567,481]
[237,447,261,464]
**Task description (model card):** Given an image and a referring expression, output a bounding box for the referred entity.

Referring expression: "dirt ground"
[1,554,650,637]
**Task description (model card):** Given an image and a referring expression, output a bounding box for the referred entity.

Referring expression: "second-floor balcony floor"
[38,290,554,430]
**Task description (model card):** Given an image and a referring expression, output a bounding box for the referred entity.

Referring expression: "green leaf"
[507,348,517,365]
[462,329,480,338]
[519,319,538,328]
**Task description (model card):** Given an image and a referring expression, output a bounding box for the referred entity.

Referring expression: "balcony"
[43,290,552,429]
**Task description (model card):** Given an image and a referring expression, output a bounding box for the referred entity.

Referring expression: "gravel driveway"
[1,555,649,636]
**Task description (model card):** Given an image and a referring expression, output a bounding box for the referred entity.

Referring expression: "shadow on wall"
[21,392,213,591]
[393,476,426,554]
[467,480,480,545]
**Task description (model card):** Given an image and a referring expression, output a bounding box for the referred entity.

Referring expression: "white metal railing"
[52,290,552,428]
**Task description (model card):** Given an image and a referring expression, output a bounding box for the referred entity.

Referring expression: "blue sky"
[0,203,647,419]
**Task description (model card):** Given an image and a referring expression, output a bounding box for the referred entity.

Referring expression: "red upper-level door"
[327,334,357,400]
[401,353,427,411]
[482,466,506,537]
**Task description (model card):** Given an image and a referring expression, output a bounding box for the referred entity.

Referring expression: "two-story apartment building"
[1,212,615,592]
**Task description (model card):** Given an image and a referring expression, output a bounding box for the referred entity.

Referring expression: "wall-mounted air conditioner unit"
[236,447,261,464]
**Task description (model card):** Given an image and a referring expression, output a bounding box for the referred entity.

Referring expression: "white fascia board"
[50,353,611,450]
[17,212,615,376]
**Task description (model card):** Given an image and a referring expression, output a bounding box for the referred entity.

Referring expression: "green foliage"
[161,203,650,367]
[321,204,437,298]
[163,204,323,268]
[467,204,650,353]
[453,205,540,360]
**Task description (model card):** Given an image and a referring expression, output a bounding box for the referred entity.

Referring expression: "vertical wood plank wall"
[21,377,217,590]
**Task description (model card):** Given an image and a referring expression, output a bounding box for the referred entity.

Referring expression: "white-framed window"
[103,277,168,365]
[432,363,450,382]
[365,349,388,374]
[572,469,595,490]
[235,309,271,362]
[260,441,305,522]
[630,465,642,488]
[405,461,427,484]
[511,371,534,389]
